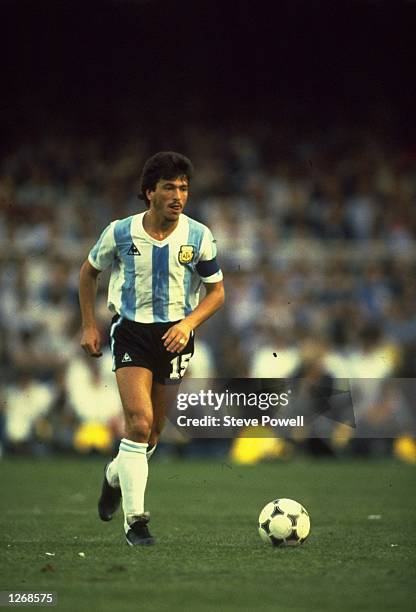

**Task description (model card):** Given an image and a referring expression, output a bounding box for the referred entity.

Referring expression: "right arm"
[79,220,116,357]
[79,259,103,357]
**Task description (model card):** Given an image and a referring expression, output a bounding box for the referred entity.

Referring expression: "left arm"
[162,281,225,353]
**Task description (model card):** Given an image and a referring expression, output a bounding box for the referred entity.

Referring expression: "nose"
[173,188,182,201]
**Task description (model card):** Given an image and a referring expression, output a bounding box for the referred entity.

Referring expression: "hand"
[80,326,103,357]
[162,320,193,354]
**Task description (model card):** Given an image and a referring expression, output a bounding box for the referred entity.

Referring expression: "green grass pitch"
[0,457,415,611]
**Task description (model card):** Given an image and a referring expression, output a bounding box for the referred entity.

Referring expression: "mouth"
[168,204,182,213]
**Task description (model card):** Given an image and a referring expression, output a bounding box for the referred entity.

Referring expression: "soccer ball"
[258,498,310,546]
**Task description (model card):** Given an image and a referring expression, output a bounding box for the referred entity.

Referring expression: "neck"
[143,210,179,239]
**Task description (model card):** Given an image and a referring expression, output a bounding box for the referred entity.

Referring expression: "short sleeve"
[195,227,223,283]
[88,222,117,271]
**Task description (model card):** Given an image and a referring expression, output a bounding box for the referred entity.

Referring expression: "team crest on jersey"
[178,245,195,264]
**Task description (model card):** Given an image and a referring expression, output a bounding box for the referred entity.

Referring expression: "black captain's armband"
[196,257,220,277]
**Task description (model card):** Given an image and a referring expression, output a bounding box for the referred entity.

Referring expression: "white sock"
[106,457,120,488]
[106,441,157,487]
[117,438,148,532]
[146,443,157,461]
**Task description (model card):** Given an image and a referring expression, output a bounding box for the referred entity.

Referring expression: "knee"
[125,409,152,442]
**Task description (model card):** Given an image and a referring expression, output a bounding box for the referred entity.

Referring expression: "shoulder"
[113,213,141,228]
[112,214,143,238]
[182,214,213,237]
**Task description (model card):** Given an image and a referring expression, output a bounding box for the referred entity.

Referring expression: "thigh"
[151,382,179,430]
[116,366,153,419]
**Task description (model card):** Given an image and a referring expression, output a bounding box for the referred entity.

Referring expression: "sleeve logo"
[178,245,195,264]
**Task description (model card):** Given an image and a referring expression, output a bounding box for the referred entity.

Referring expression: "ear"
[146,188,154,202]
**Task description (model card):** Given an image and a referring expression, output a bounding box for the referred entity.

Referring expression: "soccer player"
[78,152,224,546]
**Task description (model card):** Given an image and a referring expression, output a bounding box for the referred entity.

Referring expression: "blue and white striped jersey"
[88,212,223,323]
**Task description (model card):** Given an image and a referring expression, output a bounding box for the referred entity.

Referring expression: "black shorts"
[109,314,194,384]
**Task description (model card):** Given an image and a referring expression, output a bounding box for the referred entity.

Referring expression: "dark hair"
[139,151,194,206]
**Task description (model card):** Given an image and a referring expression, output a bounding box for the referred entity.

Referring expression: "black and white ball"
[258,498,310,546]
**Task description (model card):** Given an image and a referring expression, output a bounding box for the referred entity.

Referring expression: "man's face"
[146,176,189,222]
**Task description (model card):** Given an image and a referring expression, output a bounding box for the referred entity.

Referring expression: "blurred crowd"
[1,123,416,461]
